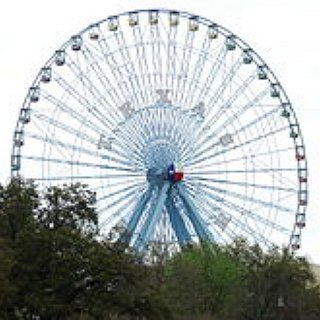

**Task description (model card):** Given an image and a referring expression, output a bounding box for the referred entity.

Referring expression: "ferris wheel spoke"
[196,180,292,214]
[201,72,256,135]
[190,86,271,160]
[32,113,98,146]
[165,24,176,94]
[114,30,145,106]
[65,53,122,126]
[183,188,231,244]
[245,154,297,188]
[189,145,294,169]
[21,155,145,176]
[25,121,73,161]
[151,23,164,91]
[26,132,102,160]
[89,39,130,103]
[186,123,287,168]
[97,36,136,103]
[97,180,145,204]
[116,116,148,151]
[183,37,212,108]
[194,182,295,234]
[66,56,119,127]
[103,153,145,172]
[99,192,140,232]
[186,175,296,193]
[193,194,258,246]
[30,114,140,169]
[216,194,290,236]
[131,26,150,104]
[187,185,279,246]
[103,144,146,169]
[204,54,244,116]
[169,35,191,106]
[135,25,155,103]
[99,195,136,232]
[188,86,270,159]
[196,43,228,104]
[113,133,147,166]
[186,184,273,247]
[81,41,124,107]
[40,90,109,138]
[173,29,194,104]
[52,73,114,132]
[176,35,196,106]
[97,187,141,220]
[191,108,285,166]
[188,167,297,175]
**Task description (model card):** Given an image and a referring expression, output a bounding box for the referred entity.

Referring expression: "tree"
[226,239,320,320]
[0,237,16,319]
[0,178,39,240]
[36,183,98,237]
[1,178,320,319]
[162,244,247,319]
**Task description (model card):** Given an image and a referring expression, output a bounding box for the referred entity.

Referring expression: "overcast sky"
[0,0,319,262]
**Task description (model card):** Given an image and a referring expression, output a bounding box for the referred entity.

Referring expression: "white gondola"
[129,12,139,27]
[299,189,308,206]
[11,155,21,171]
[298,168,308,183]
[226,35,236,50]
[271,83,281,98]
[208,24,218,39]
[291,234,301,250]
[71,35,82,51]
[257,65,268,79]
[41,66,52,83]
[169,11,179,27]
[149,10,159,25]
[14,130,24,147]
[290,124,299,139]
[29,86,40,102]
[189,16,199,31]
[19,108,30,124]
[55,50,66,66]
[243,49,253,64]
[108,16,118,31]
[281,103,290,118]
[296,214,306,229]
[89,24,99,40]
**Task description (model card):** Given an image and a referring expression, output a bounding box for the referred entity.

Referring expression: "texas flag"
[168,163,184,182]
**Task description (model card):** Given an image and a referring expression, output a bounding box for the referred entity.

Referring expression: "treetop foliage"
[0,178,319,319]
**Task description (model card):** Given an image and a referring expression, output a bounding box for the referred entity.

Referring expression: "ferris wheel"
[12,9,308,255]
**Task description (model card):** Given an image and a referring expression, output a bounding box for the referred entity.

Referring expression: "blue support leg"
[165,196,192,246]
[119,186,153,244]
[134,182,170,252]
[176,182,214,243]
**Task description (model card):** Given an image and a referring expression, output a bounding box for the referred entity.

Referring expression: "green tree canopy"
[0,178,319,320]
